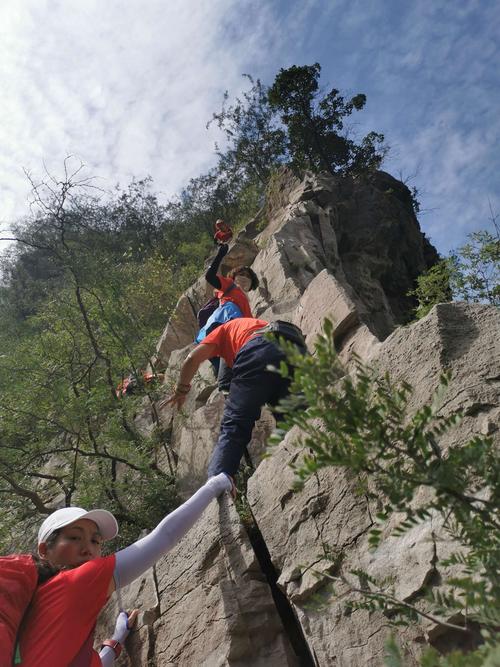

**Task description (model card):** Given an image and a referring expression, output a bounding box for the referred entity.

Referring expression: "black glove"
[217,243,229,258]
[206,244,229,288]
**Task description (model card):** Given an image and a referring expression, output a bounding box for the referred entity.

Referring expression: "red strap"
[101,638,122,658]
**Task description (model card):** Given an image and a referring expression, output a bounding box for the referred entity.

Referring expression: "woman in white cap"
[17,472,232,666]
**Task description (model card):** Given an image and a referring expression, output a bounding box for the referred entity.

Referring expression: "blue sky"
[0,0,498,254]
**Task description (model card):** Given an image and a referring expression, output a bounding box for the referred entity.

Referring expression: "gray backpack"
[258,321,307,352]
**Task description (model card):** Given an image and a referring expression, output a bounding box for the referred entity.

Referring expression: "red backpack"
[0,555,38,666]
[0,555,96,666]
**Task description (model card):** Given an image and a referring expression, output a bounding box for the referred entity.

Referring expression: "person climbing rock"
[164,318,307,480]
[204,243,259,320]
[213,218,233,245]
[196,242,259,392]
[14,473,232,666]
[0,545,137,667]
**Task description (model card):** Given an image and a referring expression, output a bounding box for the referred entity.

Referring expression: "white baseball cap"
[38,507,119,545]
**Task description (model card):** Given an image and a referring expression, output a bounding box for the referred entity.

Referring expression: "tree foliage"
[273,320,499,665]
[268,62,386,176]
[210,63,386,184]
[208,74,287,186]
[410,210,500,318]
[0,169,175,548]
[409,259,453,319]
[449,224,500,306]
[0,154,262,550]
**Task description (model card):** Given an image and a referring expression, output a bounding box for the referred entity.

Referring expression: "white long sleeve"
[98,611,131,666]
[99,647,116,667]
[113,473,231,589]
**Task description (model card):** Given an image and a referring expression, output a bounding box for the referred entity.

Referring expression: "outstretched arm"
[205,244,229,289]
[109,473,231,593]
[160,343,216,409]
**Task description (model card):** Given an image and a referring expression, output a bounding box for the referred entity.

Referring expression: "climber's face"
[39,519,103,568]
[234,272,252,292]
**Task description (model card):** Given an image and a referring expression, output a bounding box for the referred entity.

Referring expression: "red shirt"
[201,318,268,367]
[215,275,252,318]
[18,554,116,667]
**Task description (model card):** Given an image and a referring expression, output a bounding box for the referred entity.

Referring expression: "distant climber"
[164,318,307,481]
[196,242,259,392]
[213,218,233,245]
[116,370,164,398]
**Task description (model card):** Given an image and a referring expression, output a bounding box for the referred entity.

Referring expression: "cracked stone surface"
[151,497,298,666]
[96,170,498,665]
[97,568,159,665]
[246,302,498,665]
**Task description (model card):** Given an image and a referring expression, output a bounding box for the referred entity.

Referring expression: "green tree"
[449,221,500,306]
[0,150,265,550]
[409,259,453,319]
[267,62,386,176]
[409,212,499,318]
[208,74,287,186]
[0,165,186,548]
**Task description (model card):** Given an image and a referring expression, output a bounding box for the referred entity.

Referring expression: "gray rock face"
[100,170,498,665]
[251,168,439,341]
[247,302,499,665]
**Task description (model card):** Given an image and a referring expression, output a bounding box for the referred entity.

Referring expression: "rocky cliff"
[98,170,499,666]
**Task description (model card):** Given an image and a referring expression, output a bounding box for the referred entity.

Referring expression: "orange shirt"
[215,275,252,318]
[201,318,268,367]
[18,554,116,667]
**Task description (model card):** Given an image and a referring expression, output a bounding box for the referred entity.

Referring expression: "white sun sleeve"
[98,611,131,666]
[113,473,231,589]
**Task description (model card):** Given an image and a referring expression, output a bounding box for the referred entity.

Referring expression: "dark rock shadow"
[437,303,480,366]
[216,496,317,666]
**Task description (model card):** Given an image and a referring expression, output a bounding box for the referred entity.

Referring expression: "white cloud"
[0,0,283,227]
[0,0,498,258]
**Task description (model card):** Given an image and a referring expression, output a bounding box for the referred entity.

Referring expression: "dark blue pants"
[207,336,291,477]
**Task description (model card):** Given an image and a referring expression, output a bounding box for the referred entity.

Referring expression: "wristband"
[101,639,122,657]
